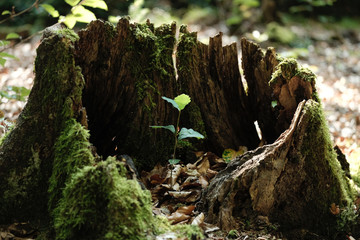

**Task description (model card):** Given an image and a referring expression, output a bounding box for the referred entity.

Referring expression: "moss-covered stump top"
[0,25,84,224]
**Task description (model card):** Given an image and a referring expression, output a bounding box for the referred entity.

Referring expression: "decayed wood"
[201,99,352,236]
[75,19,178,168]
[177,28,260,153]
[241,38,280,143]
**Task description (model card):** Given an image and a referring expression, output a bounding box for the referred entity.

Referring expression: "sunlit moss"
[48,119,95,216]
[154,216,204,239]
[54,157,155,240]
[300,100,355,232]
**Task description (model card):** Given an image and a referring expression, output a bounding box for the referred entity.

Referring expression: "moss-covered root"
[48,119,95,215]
[54,157,155,240]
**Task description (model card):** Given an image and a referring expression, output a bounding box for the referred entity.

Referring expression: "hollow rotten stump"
[0,18,355,239]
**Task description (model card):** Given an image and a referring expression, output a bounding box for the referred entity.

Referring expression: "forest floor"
[0,19,359,239]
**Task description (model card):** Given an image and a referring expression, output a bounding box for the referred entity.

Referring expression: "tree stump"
[0,18,355,239]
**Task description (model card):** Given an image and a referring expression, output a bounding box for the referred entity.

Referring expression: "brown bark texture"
[0,18,353,238]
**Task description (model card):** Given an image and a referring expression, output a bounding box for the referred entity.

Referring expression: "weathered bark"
[176,27,260,153]
[0,18,354,239]
[75,19,178,169]
[201,100,353,236]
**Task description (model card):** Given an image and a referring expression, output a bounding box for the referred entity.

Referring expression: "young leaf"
[150,125,175,134]
[65,0,81,7]
[0,40,10,47]
[0,52,17,59]
[61,15,77,29]
[5,33,20,40]
[82,0,108,10]
[178,128,204,140]
[162,96,179,111]
[168,159,180,165]
[0,57,6,67]
[174,94,191,111]
[2,10,11,15]
[0,52,18,66]
[40,4,60,18]
[271,100,278,108]
[71,5,96,23]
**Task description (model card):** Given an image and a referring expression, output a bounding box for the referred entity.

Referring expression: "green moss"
[54,157,155,240]
[48,118,95,215]
[269,58,298,85]
[300,100,355,232]
[154,216,204,239]
[130,22,176,114]
[176,25,198,79]
[55,28,79,43]
[269,57,319,102]
[2,146,42,209]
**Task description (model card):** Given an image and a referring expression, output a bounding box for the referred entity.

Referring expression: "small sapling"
[151,94,204,185]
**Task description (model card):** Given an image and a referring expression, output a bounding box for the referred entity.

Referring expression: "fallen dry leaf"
[330,203,340,215]
[198,175,209,188]
[191,212,204,226]
[167,211,191,224]
[176,205,195,215]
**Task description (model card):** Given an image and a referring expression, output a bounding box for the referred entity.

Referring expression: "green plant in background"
[0,32,20,67]
[40,0,108,29]
[151,94,204,166]
[225,0,260,29]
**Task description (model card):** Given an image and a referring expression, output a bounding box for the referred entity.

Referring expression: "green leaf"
[0,57,6,67]
[2,10,11,15]
[5,33,20,40]
[178,128,204,140]
[0,40,10,47]
[162,96,179,111]
[61,15,76,29]
[65,0,81,7]
[40,4,60,18]
[168,159,180,165]
[82,0,108,10]
[71,5,96,23]
[3,86,30,101]
[174,94,191,111]
[271,100,278,108]
[108,15,120,24]
[150,125,175,134]
[0,52,17,60]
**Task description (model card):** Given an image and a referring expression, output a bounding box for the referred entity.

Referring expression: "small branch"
[0,0,41,25]
[0,31,41,53]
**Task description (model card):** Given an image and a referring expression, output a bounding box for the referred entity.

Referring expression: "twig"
[0,0,41,25]
[0,31,42,53]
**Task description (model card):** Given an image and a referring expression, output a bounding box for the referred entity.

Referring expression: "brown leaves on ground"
[0,222,37,240]
[141,152,226,233]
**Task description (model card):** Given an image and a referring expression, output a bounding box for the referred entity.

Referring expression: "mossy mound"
[48,118,95,214]
[54,157,155,240]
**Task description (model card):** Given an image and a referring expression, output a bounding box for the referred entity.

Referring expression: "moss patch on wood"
[299,100,355,234]
[48,119,95,216]
[0,27,84,223]
[54,157,156,240]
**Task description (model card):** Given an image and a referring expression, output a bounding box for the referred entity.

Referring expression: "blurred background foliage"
[0,0,359,35]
